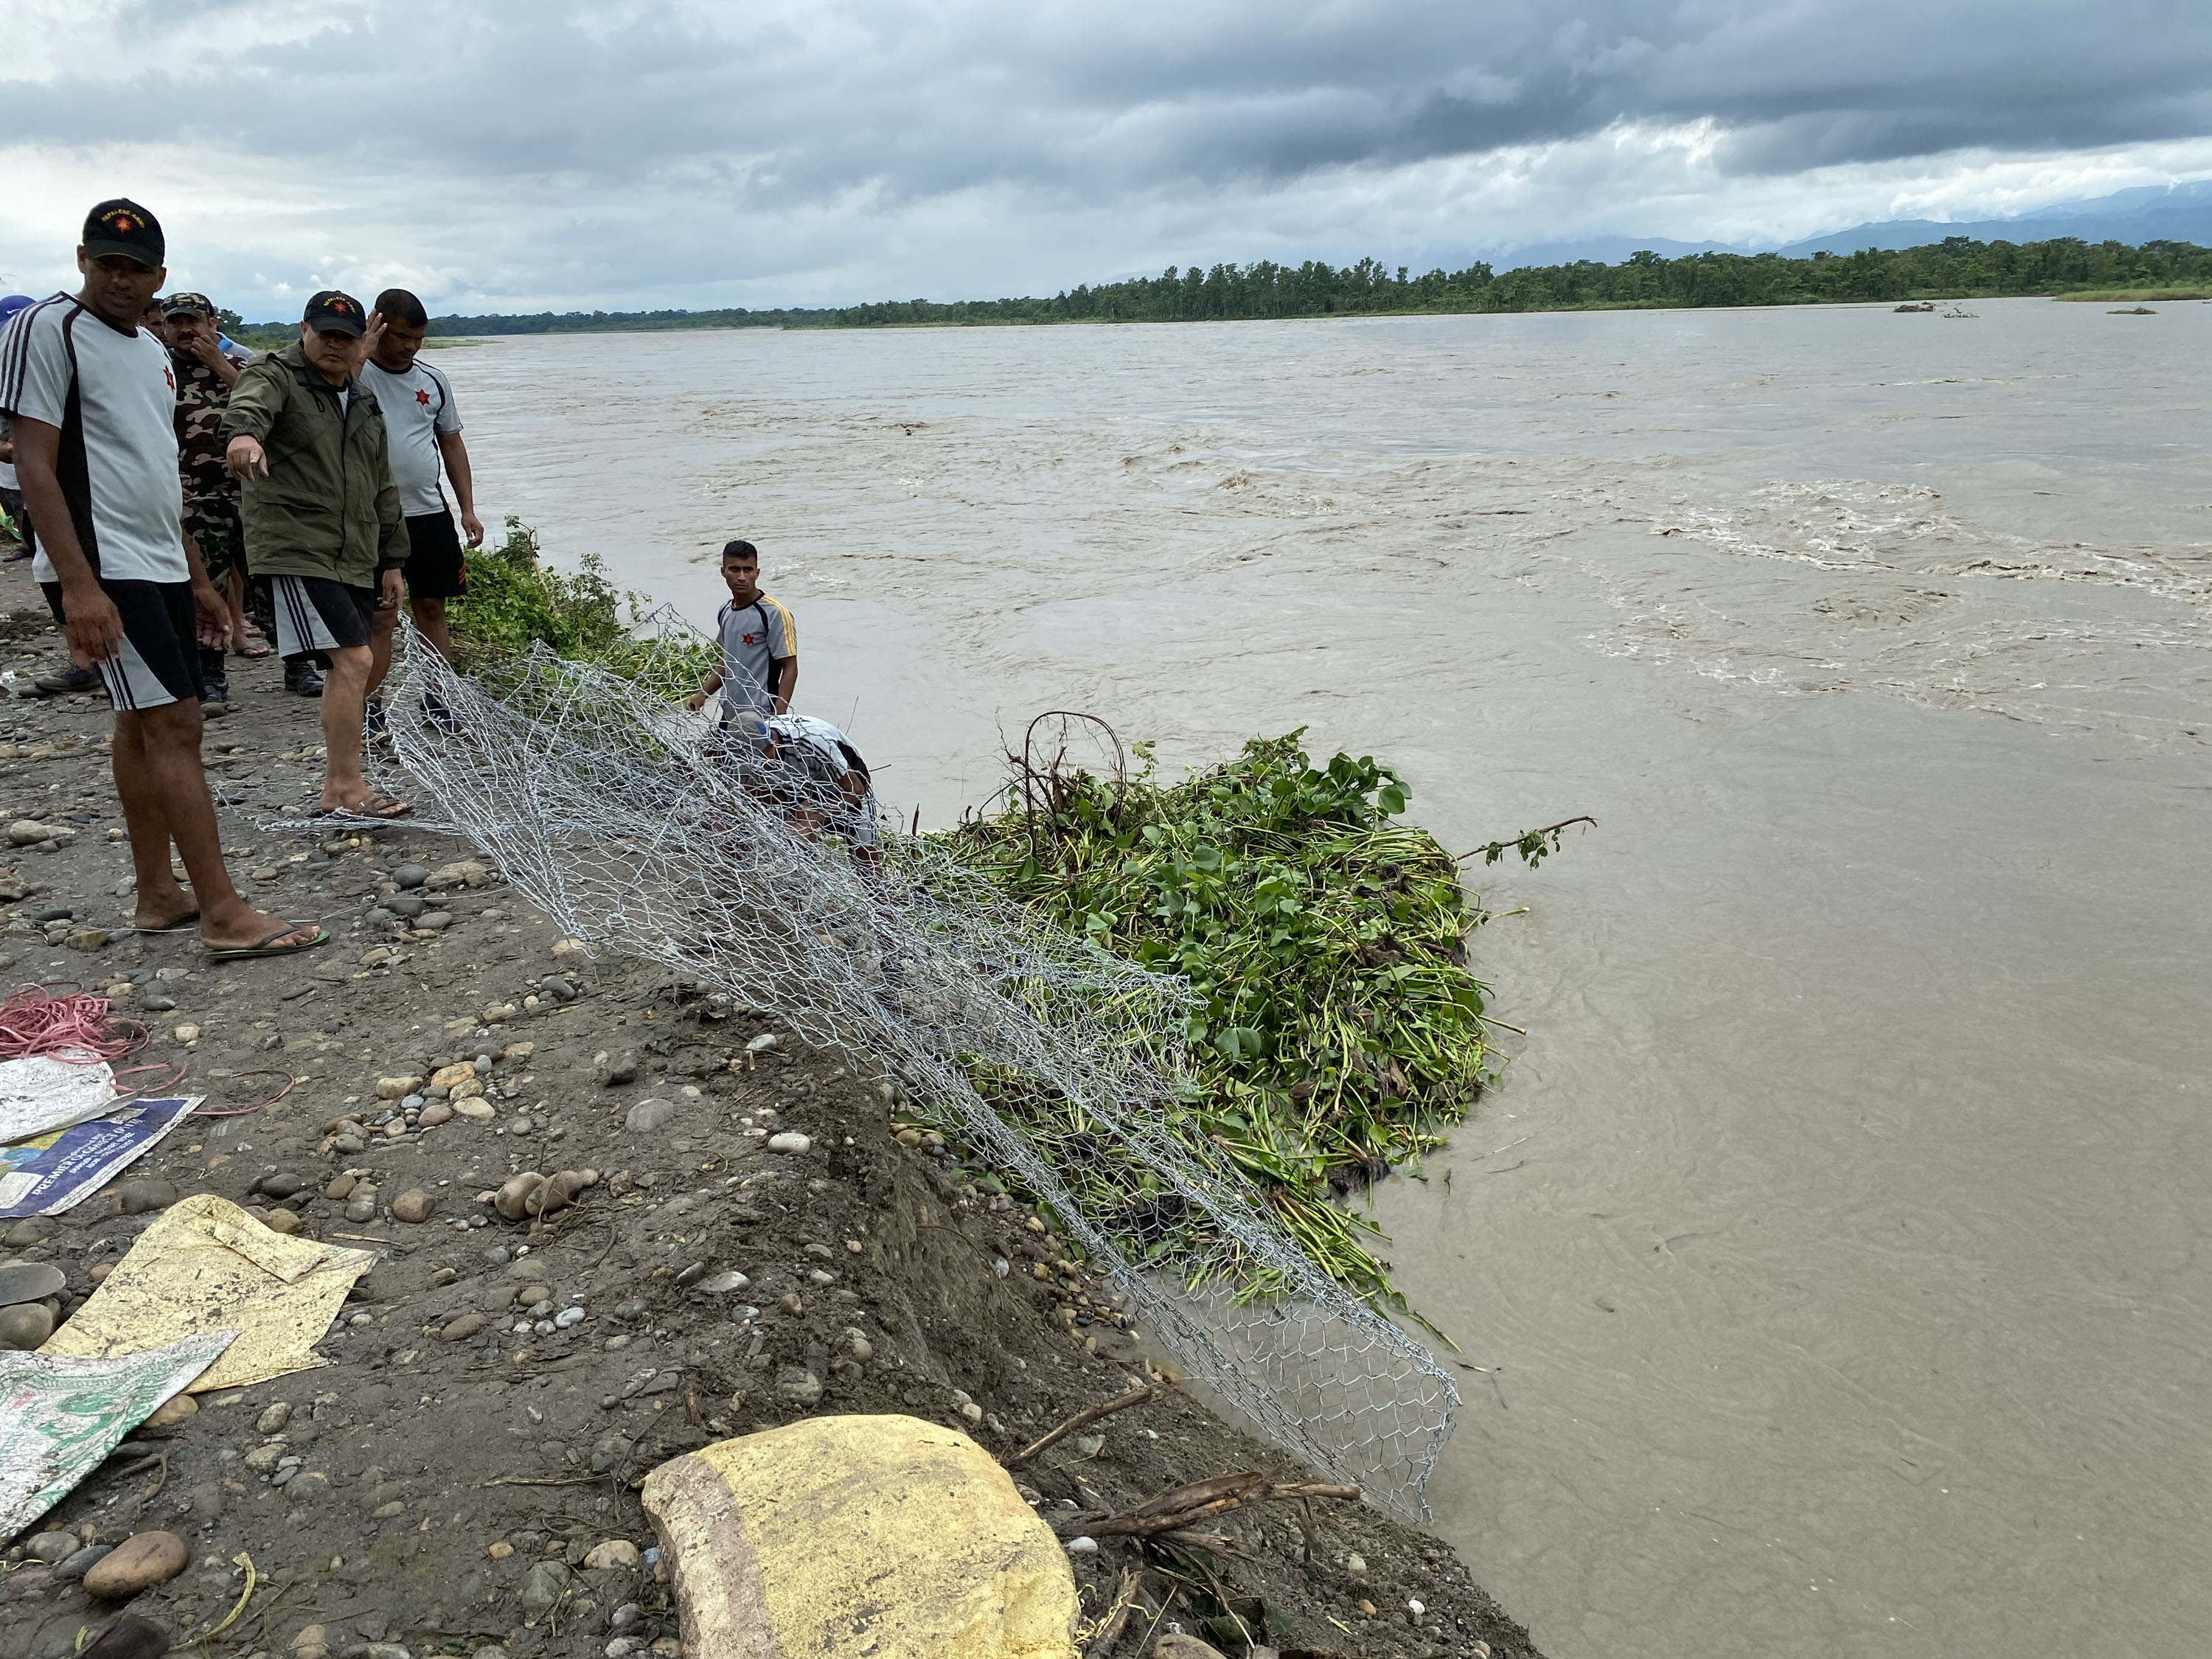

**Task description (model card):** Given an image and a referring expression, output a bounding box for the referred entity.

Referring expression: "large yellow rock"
[641,1414,1077,1659]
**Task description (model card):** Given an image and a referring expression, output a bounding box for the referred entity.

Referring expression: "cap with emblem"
[161,291,215,319]
[302,290,366,338]
[82,198,165,268]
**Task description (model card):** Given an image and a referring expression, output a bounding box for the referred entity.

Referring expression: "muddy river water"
[451,300,2211,1658]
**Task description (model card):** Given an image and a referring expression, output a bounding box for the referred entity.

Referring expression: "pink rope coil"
[0,984,148,1064]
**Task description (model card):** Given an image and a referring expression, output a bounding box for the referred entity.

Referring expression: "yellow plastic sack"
[41,1193,375,1391]
[641,1413,1078,1659]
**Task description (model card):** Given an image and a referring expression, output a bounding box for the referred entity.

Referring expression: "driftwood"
[1010,1384,1155,1467]
[1053,1471,1360,1538]
[1083,1565,1144,1658]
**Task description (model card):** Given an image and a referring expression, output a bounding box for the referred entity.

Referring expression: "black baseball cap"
[302,290,366,338]
[82,199,164,268]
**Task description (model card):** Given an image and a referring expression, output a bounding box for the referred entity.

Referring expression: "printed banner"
[0,1331,236,1537]
[0,1096,199,1218]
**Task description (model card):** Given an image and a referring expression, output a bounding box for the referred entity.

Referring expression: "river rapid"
[451,299,2212,1659]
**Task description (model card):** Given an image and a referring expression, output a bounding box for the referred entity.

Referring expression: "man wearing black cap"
[221,290,411,818]
[0,199,327,959]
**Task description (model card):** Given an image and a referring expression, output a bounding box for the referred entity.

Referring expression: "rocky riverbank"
[0,554,1541,1659]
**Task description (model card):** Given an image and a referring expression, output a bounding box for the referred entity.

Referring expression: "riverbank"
[388,232,2212,341]
[0,554,1541,1659]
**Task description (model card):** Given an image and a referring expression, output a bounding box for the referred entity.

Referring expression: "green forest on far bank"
[291,233,2212,341]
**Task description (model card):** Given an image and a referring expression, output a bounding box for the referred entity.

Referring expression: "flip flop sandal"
[133,909,201,934]
[307,796,411,821]
[206,922,329,961]
[234,639,274,658]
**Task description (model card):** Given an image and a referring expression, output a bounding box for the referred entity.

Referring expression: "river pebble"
[0,1303,55,1349]
[625,1097,676,1132]
[391,1189,436,1222]
[82,1530,188,1598]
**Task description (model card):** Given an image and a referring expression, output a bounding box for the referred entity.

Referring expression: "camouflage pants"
[182,495,274,644]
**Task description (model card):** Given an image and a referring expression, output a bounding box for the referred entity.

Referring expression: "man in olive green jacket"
[221,290,411,818]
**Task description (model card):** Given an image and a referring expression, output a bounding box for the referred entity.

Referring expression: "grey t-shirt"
[715,594,796,724]
[361,357,459,517]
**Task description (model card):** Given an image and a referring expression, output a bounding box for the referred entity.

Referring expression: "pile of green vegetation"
[937,732,1557,1304]
[448,518,709,698]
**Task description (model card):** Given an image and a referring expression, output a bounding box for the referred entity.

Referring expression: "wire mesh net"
[366,617,1459,1518]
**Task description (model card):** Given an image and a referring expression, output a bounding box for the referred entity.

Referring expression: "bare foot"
[131,889,199,932]
[198,903,322,954]
[319,790,411,820]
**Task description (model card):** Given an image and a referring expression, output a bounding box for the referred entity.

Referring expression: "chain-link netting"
[361,619,1458,1518]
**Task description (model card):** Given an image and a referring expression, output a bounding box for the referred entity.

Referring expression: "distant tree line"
[400,235,2212,337]
[424,305,828,335]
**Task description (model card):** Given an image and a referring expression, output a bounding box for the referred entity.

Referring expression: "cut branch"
[1054,1472,1360,1537]
[1453,815,1597,866]
[1010,1384,1155,1468]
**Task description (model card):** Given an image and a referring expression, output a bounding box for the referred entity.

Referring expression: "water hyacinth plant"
[940,730,1523,1304]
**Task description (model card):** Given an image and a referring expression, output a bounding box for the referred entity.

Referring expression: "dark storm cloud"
[12,0,2212,197]
[8,0,2211,311]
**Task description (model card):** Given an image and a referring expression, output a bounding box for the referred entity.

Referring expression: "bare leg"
[365,597,398,700]
[410,594,453,662]
[113,703,314,949]
[319,644,402,812]
[223,568,248,651]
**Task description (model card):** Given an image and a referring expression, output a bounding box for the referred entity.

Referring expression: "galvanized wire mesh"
[366,619,1458,1517]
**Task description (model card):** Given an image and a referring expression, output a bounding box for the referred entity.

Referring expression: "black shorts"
[403,510,467,600]
[96,580,204,712]
[271,574,378,657]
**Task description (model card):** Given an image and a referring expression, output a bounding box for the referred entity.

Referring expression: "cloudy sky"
[4,0,2211,316]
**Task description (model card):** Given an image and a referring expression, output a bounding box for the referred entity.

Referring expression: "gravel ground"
[0,554,1541,1659]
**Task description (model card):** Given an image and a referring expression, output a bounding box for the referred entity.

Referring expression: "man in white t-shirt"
[0,199,327,960]
[0,296,32,563]
[360,287,481,731]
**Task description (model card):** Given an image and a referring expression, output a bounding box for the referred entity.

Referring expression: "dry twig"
[1054,1471,1359,1538]
[1084,1565,1144,1658]
[1011,1384,1155,1468]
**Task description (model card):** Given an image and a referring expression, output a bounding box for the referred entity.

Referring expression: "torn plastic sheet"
[41,1194,375,1391]
[0,1331,235,1537]
[0,1052,118,1144]
[0,1096,198,1219]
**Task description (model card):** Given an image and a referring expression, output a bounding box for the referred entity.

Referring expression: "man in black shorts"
[361,288,481,732]
[223,290,411,818]
[0,199,325,959]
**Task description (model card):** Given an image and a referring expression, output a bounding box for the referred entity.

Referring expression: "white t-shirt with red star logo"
[361,356,461,517]
[0,293,187,584]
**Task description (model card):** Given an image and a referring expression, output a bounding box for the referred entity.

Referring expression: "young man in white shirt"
[360,288,481,731]
[0,200,326,959]
[684,540,798,729]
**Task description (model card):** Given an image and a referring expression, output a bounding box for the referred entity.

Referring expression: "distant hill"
[1773,180,2212,256]
[1478,181,2212,268]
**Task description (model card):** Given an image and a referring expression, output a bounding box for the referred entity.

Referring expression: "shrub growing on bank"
[451,518,709,698]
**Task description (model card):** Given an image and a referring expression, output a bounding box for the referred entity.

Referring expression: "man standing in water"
[0,199,325,957]
[359,287,481,733]
[222,290,411,818]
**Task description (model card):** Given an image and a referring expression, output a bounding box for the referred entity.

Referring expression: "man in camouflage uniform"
[163,292,276,712]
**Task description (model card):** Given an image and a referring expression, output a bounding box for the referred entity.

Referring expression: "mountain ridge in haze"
[1486,179,2212,270]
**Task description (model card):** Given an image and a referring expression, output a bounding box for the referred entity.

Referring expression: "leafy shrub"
[451,518,710,698]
